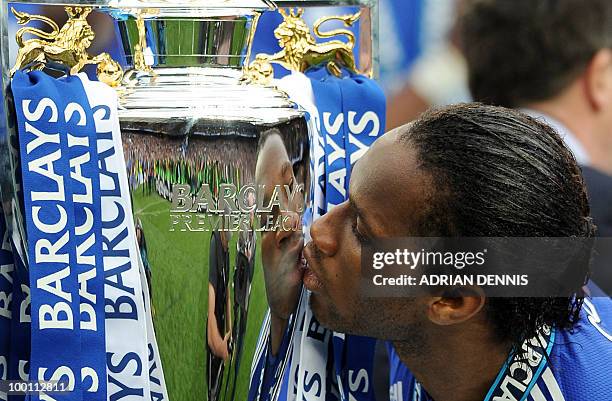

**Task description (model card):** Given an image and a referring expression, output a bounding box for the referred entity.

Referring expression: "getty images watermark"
[361,237,599,297]
[169,183,304,232]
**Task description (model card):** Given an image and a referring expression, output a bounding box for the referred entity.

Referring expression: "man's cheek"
[260,234,278,272]
[348,243,363,282]
[334,254,362,309]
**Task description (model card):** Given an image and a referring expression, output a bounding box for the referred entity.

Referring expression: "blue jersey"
[388,294,612,401]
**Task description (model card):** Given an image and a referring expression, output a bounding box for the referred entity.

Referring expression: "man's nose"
[310,206,341,257]
[275,211,301,248]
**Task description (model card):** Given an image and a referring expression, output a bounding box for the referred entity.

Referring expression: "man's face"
[256,132,306,320]
[303,130,432,339]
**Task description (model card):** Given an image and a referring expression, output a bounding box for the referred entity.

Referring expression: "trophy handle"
[243,7,362,84]
[10,6,123,87]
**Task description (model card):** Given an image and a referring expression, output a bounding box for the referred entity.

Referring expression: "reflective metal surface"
[123,113,309,401]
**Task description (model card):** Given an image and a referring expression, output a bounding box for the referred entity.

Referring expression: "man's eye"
[352,218,369,244]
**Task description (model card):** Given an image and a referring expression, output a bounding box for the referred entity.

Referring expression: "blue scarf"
[309,67,385,210]
[308,67,385,401]
[12,70,83,401]
[57,76,107,401]
[11,71,108,401]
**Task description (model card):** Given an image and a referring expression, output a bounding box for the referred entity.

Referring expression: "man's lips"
[301,243,323,292]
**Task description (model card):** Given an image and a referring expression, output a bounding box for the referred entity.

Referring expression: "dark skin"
[255,132,305,355]
[303,129,511,401]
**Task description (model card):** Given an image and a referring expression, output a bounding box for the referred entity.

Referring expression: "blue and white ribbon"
[388,327,556,401]
[484,328,556,401]
[332,334,377,401]
[8,252,30,401]
[309,67,385,401]
[12,70,83,401]
[79,76,151,401]
[292,292,332,401]
[340,75,385,183]
[11,69,165,401]
[309,67,385,211]
[58,75,107,401]
[0,212,15,401]
[135,237,168,401]
[312,75,345,211]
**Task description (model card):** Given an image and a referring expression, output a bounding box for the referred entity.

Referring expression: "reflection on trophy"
[256,128,307,322]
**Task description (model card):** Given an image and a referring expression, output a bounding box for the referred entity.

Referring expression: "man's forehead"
[349,133,430,236]
[260,132,286,158]
[256,134,288,180]
[350,130,404,195]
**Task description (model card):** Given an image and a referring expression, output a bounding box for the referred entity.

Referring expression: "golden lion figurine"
[244,8,360,84]
[10,6,123,87]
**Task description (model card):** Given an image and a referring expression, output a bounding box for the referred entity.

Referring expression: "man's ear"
[426,286,486,326]
[585,49,612,111]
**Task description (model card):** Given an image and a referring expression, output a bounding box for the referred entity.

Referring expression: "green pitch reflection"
[132,189,268,401]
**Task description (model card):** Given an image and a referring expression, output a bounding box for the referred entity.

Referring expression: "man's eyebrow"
[348,195,374,234]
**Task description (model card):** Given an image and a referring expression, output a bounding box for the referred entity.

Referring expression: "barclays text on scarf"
[169,183,305,232]
[361,237,602,297]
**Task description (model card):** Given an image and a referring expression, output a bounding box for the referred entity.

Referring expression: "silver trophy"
[0,1,377,400]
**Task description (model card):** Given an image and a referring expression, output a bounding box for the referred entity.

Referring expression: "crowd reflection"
[123,133,255,201]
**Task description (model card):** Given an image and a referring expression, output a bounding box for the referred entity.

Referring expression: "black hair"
[399,103,594,349]
[459,0,612,107]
